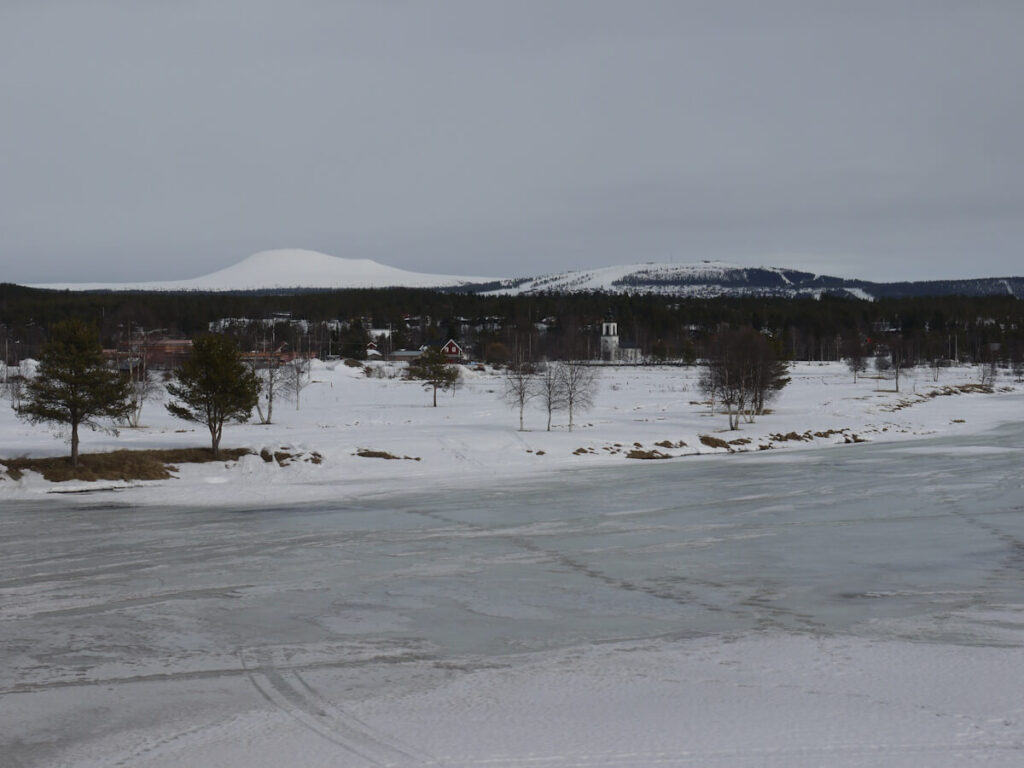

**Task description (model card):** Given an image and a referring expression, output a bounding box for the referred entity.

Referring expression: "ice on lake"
[3,424,1024,766]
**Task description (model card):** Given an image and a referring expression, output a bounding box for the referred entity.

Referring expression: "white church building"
[600,316,642,363]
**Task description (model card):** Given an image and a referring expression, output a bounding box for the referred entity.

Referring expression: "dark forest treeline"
[2,283,1023,365]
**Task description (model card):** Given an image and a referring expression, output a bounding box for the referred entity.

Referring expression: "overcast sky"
[2,1,1022,284]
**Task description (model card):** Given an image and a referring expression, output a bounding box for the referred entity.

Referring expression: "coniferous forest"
[1,282,1022,368]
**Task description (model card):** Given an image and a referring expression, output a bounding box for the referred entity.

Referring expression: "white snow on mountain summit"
[30,249,496,292]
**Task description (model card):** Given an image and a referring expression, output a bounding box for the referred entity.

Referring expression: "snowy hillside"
[476,262,1024,299]
[30,249,495,292]
[25,250,1024,298]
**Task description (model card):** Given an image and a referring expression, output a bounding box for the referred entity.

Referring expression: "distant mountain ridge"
[468,263,1024,300]
[25,250,1024,299]
[30,249,495,292]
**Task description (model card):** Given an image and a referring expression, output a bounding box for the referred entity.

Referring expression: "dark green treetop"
[16,318,132,467]
[406,347,460,407]
[165,334,260,458]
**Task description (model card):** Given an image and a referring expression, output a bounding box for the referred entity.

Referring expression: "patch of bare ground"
[1,448,251,483]
[928,383,995,396]
[626,449,672,460]
[355,449,420,461]
[698,434,733,452]
[261,448,323,466]
[883,382,1000,412]
[654,440,687,449]
[770,430,864,448]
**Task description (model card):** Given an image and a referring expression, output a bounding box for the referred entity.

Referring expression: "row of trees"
[14,320,261,464]
[503,360,599,432]
[7,320,607,466]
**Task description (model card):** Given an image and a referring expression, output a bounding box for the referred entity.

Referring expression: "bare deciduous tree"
[844,335,867,383]
[502,362,537,431]
[700,329,789,430]
[121,344,161,428]
[888,339,915,392]
[250,355,284,424]
[557,359,599,432]
[281,357,311,411]
[535,362,566,432]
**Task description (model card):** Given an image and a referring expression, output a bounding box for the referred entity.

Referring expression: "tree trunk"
[519,406,524,431]
[71,420,80,468]
[210,422,221,459]
[433,383,438,407]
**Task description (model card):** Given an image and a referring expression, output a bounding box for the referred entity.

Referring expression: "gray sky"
[2,0,1023,284]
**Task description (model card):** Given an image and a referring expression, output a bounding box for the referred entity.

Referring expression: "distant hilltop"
[26,249,1024,299]
[29,249,495,293]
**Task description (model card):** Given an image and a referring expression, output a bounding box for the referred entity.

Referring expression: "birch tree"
[557,359,599,432]
[250,355,284,424]
[281,357,311,411]
[502,362,537,431]
[536,362,566,432]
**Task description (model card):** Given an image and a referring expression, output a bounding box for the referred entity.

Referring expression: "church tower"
[600,316,619,361]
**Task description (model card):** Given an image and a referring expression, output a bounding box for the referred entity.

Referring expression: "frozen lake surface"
[3,425,1024,766]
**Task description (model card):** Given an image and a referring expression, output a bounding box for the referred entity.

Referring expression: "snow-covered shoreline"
[2,361,1021,507]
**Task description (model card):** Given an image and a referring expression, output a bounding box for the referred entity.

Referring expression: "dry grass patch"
[355,449,420,461]
[1,447,251,483]
[769,431,812,442]
[625,449,671,460]
[698,434,733,452]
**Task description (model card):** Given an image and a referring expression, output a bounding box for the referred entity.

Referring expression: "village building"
[440,339,464,362]
[600,316,642,363]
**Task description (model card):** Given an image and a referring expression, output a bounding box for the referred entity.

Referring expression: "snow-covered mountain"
[30,249,495,292]
[467,262,1024,300]
[25,251,1024,299]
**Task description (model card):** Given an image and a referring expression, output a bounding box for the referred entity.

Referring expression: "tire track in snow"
[239,647,435,766]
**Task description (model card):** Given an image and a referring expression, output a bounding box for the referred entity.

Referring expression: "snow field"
[1,361,1020,506]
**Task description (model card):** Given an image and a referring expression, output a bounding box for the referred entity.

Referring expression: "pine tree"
[17,319,132,467]
[166,334,260,458]
[406,347,459,407]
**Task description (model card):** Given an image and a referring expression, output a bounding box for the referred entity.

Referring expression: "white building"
[600,317,642,363]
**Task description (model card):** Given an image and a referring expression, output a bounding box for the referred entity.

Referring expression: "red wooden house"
[440,339,464,362]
